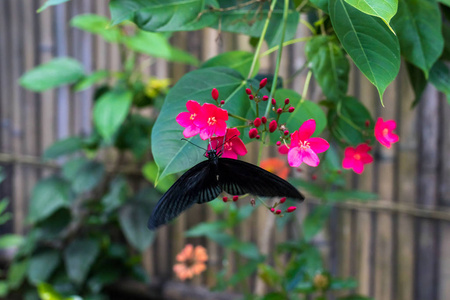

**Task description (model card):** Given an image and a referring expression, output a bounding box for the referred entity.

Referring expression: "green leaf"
[74,70,110,92]
[0,234,23,249]
[62,158,105,194]
[185,221,228,237]
[93,89,133,142]
[305,36,349,101]
[37,0,71,12]
[338,295,374,300]
[344,0,398,32]
[102,176,130,213]
[27,250,60,285]
[119,201,156,252]
[329,0,400,104]
[151,67,247,183]
[43,137,83,159]
[124,31,199,65]
[391,0,443,77]
[8,259,28,290]
[71,14,121,42]
[115,114,153,158]
[64,238,100,285]
[310,0,329,12]
[325,190,377,202]
[201,51,257,78]
[258,264,282,286]
[303,205,332,241]
[20,58,84,92]
[330,278,358,290]
[0,281,8,298]
[406,62,428,108]
[429,60,450,105]
[28,177,72,223]
[109,0,217,30]
[228,260,260,286]
[142,162,175,193]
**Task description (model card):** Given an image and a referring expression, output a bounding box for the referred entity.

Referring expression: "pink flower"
[194,103,228,140]
[374,118,399,148]
[342,144,373,174]
[286,119,329,167]
[176,100,203,138]
[207,128,247,159]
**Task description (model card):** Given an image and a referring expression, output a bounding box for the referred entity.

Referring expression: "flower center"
[382,128,389,136]
[207,117,217,126]
[298,140,310,150]
[224,141,232,151]
[353,153,361,160]
[190,113,197,120]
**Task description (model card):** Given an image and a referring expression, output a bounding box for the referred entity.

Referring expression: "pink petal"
[216,106,229,121]
[222,150,238,159]
[352,160,364,174]
[344,146,356,157]
[186,100,201,113]
[287,147,304,167]
[297,119,316,141]
[386,133,399,143]
[226,128,241,138]
[356,143,371,153]
[360,153,373,164]
[278,144,289,155]
[307,137,329,154]
[176,112,194,128]
[199,128,212,140]
[214,120,228,137]
[231,138,247,156]
[302,148,320,167]
[290,131,300,146]
[384,120,397,130]
[377,135,392,148]
[183,125,200,138]
[342,157,354,169]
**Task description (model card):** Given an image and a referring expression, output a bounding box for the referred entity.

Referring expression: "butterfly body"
[148,149,304,230]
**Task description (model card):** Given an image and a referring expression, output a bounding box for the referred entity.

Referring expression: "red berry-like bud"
[275,209,281,215]
[222,196,228,202]
[220,100,225,105]
[276,141,281,146]
[233,195,239,202]
[284,98,290,105]
[245,88,252,95]
[249,128,258,139]
[256,134,261,139]
[365,120,370,127]
[254,117,262,127]
[269,120,277,133]
[270,207,275,213]
[280,197,286,204]
[337,170,342,174]
[249,95,254,100]
[288,107,295,113]
[261,116,267,124]
[262,95,269,101]
[212,88,219,100]
[271,98,276,105]
[259,78,267,88]
[312,174,317,180]
[277,108,283,114]
[284,130,289,136]
[296,168,302,172]
[286,206,297,213]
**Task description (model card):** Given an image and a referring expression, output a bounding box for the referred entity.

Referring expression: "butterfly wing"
[218,158,304,200]
[148,160,221,230]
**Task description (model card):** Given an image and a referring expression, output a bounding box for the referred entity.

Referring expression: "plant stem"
[260,36,312,57]
[301,70,312,100]
[228,112,249,123]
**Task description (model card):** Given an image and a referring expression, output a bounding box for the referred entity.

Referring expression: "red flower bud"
[220,100,225,105]
[249,128,258,139]
[296,168,302,172]
[259,78,267,88]
[245,88,252,95]
[271,98,276,105]
[262,95,269,101]
[286,206,296,213]
[312,174,317,180]
[284,130,289,136]
[269,120,277,133]
[276,141,281,146]
[337,170,342,174]
[211,88,219,100]
[256,135,261,139]
[284,98,290,105]
[254,117,262,127]
[280,197,286,204]
[270,207,275,213]
[222,196,228,202]
[288,107,295,113]
[277,108,283,114]
[365,120,370,127]
[261,116,267,124]
[232,195,239,202]
[275,209,281,215]
[249,95,254,100]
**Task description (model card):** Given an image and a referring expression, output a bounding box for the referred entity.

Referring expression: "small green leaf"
[71,14,121,43]
[142,162,176,193]
[102,176,130,213]
[330,278,358,290]
[37,0,71,12]
[185,221,228,237]
[93,89,133,141]
[344,0,398,32]
[406,63,428,108]
[28,177,72,223]
[64,238,100,285]
[429,60,450,105]
[258,264,282,286]
[27,250,60,285]
[43,137,83,160]
[8,259,29,290]
[310,0,329,12]
[37,282,67,300]
[74,70,110,92]
[62,158,105,194]
[303,205,332,241]
[0,280,8,298]
[201,51,258,78]
[20,58,84,92]
[0,234,23,249]
[0,198,10,217]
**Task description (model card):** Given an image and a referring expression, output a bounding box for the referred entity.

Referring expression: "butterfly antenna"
[180,138,207,151]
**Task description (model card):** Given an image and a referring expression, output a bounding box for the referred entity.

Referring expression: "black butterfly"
[148,149,304,230]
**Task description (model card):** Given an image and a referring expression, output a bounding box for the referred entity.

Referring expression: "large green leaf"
[64,238,100,285]
[305,36,349,101]
[329,0,400,104]
[102,176,130,213]
[93,89,133,142]
[43,137,83,160]
[74,70,110,92]
[151,67,247,183]
[70,14,121,43]
[344,0,398,31]
[391,0,443,77]
[429,60,450,105]
[406,62,428,107]
[27,250,60,285]
[109,0,218,30]
[19,58,84,92]
[119,201,156,252]
[37,0,71,12]
[28,177,72,223]
[303,205,332,241]
[123,31,199,65]
[62,158,105,194]
[201,51,257,78]
[142,161,176,193]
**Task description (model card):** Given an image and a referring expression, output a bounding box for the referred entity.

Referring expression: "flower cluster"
[269,196,297,216]
[173,244,208,281]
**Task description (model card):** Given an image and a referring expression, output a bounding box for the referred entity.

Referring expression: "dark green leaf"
[102,176,130,213]
[441,22,450,61]
[324,190,377,202]
[36,208,72,240]
[43,137,83,159]
[28,177,72,223]
[20,58,84,92]
[74,70,110,92]
[119,201,156,252]
[8,259,28,290]
[62,159,105,194]
[258,264,282,286]
[391,0,443,77]
[27,250,60,285]
[344,0,397,31]
[0,234,23,249]
[87,265,121,294]
[228,260,260,287]
[114,114,153,158]
[310,0,329,12]
[93,89,133,142]
[329,0,400,103]
[151,67,247,183]
[0,281,7,298]
[64,238,100,285]
[201,51,257,78]
[142,162,176,193]
[330,278,358,290]
[185,221,228,237]
[429,60,450,105]
[303,205,332,241]
[338,295,374,300]
[406,62,428,108]
[228,240,261,259]
[37,0,71,12]
[71,14,121,42]
[305,36,349,101]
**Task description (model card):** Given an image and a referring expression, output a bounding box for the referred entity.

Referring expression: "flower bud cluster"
[268,196,297,217]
